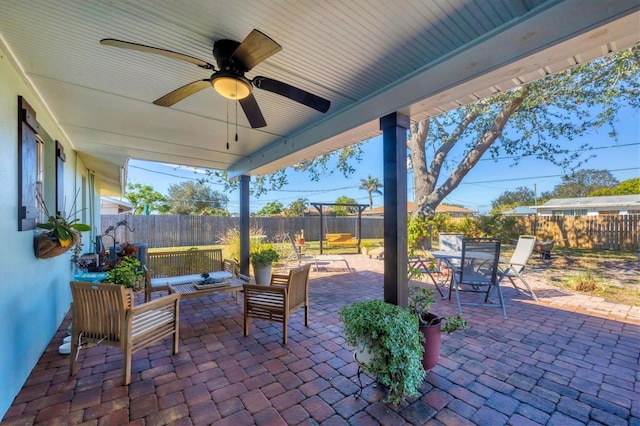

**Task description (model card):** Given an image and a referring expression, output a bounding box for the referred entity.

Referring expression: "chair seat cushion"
[150,271,233,288]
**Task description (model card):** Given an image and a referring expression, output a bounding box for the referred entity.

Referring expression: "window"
[18,96,64,229]
[18,96,39,231]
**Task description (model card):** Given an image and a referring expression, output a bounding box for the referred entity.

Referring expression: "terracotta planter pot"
[296,238,305,246]
[419,313,442,372]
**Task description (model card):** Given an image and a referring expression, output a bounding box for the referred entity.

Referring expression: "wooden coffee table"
[169,277,246,303]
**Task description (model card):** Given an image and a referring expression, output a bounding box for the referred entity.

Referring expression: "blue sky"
[127,107,639,214]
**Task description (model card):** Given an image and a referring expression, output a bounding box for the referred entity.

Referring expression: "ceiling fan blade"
[253,76,330,113]
[231,29,282,71]
[100,39,215,70]
[239,94,267,128]
[153,80,211,106]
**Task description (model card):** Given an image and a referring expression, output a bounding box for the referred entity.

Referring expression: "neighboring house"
[501,206,538,216]
[101,197,134,214]
[362,202,476,218]
[531,195,640,216]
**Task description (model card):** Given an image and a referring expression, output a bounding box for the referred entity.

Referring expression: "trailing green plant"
[407,285,467,333]
[250,245,279,268]
[339,299,425,405]
[103,256,144,290]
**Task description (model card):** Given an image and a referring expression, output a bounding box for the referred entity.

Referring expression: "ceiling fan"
[100,29,330,128]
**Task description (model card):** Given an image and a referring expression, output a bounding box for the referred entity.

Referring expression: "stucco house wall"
[0,45,104,417]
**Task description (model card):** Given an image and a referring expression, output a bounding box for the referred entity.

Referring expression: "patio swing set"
[311,202,369,254]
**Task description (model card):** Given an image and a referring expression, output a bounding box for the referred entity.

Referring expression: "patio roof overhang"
[1,0,638,195]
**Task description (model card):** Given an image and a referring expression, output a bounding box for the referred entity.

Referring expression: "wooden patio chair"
[243,263,311,344]
[69,281,181,385]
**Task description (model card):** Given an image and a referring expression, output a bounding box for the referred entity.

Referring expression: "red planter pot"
[419,313,442,372]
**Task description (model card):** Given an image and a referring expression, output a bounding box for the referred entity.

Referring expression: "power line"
[458,167,638,185]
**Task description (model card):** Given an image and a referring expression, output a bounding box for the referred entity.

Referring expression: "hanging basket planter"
[34,231,76,259]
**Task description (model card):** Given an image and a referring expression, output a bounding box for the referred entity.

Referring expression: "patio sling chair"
[497,235,540,302]
[437,232,464,292]
[439,233,463,252]
[69,281,181,385]
[451,238,506,319]
[438,232,463,265]
[284,233,351,272]
[243,263,311,344]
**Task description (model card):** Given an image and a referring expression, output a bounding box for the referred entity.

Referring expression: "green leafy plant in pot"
[339,299,425,406]
[408,284,467,371]
[250,245,279,285]
[102,243,144,290]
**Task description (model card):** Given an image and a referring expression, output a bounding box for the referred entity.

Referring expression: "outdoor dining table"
[427,250,497,296]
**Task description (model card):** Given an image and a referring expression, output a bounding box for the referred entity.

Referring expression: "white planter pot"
[253,264,272,285]
[354,341,374,365]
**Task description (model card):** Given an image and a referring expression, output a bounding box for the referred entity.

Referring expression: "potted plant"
[34,191,91,259]
[250,246,279,285]
[408,284,467,372]
[101,244,145,291]
[295,231,305,246]
[339,299,425,406]
[360,240,374,256]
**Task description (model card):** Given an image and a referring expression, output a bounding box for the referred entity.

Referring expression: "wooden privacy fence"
[102,214,638,251]
[101,215,384,248]
[518,214,639,251]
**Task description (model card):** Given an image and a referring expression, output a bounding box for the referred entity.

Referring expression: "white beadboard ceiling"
[1,0,638,194]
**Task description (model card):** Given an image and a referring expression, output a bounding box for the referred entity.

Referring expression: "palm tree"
[359,175,383,209]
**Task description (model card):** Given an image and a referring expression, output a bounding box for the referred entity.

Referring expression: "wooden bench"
[325,233,358,247]
[145,248,227,301]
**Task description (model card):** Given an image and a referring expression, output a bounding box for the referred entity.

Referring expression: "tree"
[333,196,357,216]
[409,47,638,226]
[284,198,308,217]
[124,183,169,214]
[589,178,640,196]
[548,169,619,198]
[490,186,542,215]
[255,201,284,216]
[359,175,383,209]
[165,181,229,215]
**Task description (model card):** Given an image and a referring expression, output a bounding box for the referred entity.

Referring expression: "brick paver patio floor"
[3,255,639,425]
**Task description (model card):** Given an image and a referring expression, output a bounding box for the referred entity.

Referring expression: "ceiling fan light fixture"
[211,72,251,100]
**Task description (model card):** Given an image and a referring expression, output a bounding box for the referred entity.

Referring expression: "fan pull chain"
[235,96,239,143]
[227,101,231,150]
